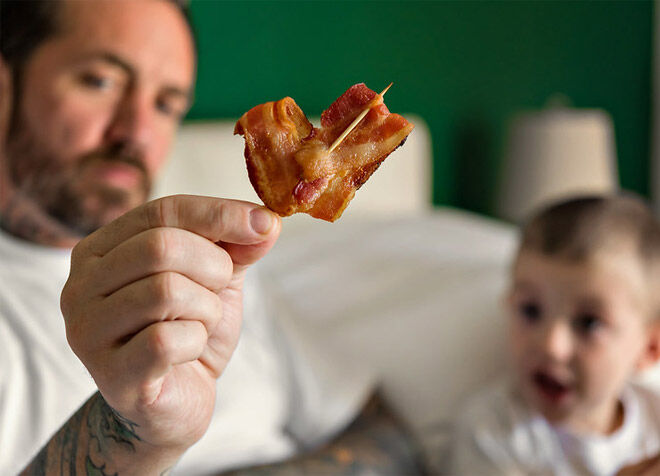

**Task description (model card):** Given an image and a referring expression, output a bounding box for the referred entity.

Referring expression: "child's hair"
[518,194,660,301]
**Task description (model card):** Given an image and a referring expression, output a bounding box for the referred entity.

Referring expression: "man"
[0,0,420,474]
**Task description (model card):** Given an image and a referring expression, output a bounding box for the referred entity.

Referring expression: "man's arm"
[221,393,425,476]
[22,392,176,475]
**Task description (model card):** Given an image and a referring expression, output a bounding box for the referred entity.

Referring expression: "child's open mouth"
[532,371,573,403]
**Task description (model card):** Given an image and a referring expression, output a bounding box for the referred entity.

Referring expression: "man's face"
[507,248,653,434]
[3,0,195,235]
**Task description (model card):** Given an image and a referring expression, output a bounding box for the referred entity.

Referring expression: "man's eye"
[519,302,541,323]
[573,313,602,335]
[156,99,185,120]
[156,100,175,116]
[80,73,114,90]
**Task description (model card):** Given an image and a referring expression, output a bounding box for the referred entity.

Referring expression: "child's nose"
[539,322,574,362]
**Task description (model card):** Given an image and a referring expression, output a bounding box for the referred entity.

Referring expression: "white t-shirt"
[0,229,373,475]
[452,378,660,476]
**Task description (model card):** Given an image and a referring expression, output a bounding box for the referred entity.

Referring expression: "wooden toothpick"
[327,83,393,153]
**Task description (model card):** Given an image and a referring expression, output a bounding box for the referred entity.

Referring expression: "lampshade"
[497,107,619,223]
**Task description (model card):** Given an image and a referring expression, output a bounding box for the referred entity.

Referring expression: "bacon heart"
[234,83,414,222]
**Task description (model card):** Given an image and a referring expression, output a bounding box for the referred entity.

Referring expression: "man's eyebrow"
[80,51,134,74]
[79,52,193,103]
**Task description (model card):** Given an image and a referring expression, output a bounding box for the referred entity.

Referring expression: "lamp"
[497,106,618,223]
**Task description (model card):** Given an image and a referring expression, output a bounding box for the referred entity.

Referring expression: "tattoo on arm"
[87,394,141,454]
[22,391,423,475]
[220,393,425,476]
[0,191,80,247]
[21,392,142,476]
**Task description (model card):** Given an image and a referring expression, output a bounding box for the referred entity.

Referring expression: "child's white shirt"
[452,378,660,476]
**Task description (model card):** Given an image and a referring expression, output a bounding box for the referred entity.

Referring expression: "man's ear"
[636,320,660,372]
[0,53,13,146]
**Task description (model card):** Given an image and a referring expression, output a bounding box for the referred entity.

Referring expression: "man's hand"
[46,195,280,473]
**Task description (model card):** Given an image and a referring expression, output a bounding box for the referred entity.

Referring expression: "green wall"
[187,0,652,216]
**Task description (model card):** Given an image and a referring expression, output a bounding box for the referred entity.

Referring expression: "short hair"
[518,193,660,272]
[0,0,196,72]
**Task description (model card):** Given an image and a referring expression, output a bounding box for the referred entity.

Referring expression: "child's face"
[508,248,656,434]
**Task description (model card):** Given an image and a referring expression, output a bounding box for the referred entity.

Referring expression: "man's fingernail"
[250,208,274,234]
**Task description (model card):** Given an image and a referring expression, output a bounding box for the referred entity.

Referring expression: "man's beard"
[4,109,152,237]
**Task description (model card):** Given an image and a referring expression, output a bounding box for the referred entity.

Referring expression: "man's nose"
[539,321,574,362]
[105,88,155,151]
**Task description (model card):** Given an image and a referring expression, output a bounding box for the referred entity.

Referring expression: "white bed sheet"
[258,208,517,471]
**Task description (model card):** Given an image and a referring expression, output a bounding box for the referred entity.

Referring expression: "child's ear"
[500,289,514,313]
[636,320,660,371]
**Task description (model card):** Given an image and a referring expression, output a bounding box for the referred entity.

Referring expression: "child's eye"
[519,301,542,323]
[573,313,602,335]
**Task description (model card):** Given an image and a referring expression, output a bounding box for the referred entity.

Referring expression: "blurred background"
[184,0,652,219]
[162,3,658,468]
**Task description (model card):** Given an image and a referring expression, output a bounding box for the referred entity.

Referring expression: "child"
[452,194,660,475]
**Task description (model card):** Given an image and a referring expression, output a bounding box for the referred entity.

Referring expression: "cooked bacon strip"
[234,83,414,221]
